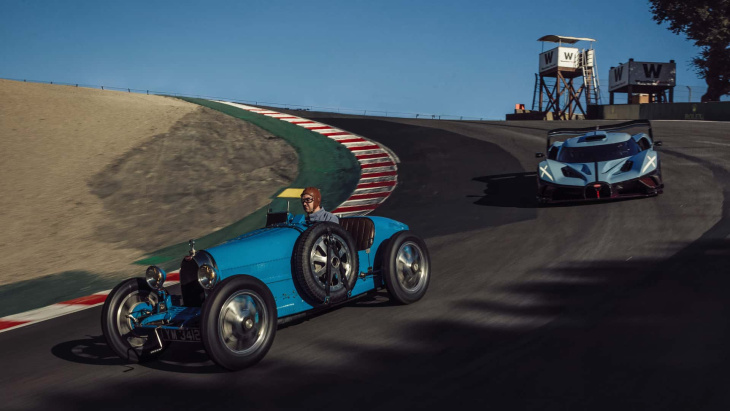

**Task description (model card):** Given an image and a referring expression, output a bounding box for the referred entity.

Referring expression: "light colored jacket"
[307,208,339,224]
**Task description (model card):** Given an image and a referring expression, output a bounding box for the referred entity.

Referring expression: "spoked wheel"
[293,222,359,305]
[201,276,277,371]
[383,231,431,304]
[309,232,354,290]
[101,278,166,362]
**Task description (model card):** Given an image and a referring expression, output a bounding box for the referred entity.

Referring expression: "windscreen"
[266,198,294,227]
[267,197,294,214]
[557,140,640,163]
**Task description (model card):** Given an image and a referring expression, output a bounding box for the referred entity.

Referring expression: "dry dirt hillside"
[0,79,297,286]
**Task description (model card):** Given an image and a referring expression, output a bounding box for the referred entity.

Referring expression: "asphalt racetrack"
[2,117,730,410]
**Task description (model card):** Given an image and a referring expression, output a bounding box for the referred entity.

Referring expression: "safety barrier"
[589,102,730,121]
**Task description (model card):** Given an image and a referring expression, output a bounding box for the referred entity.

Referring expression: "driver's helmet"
[301,187,321,210]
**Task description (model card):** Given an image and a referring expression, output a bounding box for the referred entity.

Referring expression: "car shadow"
[51,335,128,367]
[51,291,396,374]
[345,289,397,308]
[543,195,654,208]
[472,172,539,208]
[51,334,227,374]
[472,172,657,209]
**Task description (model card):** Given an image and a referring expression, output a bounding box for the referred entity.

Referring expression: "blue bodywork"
[133,214,408,333]
[537,120,663,202]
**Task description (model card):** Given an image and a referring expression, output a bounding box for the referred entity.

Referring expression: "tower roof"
[538,35,596,44]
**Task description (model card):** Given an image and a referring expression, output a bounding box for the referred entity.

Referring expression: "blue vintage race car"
[101,206,430,370]
[535,120,663,204]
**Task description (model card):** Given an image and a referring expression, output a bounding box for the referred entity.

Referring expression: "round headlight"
[145,266,166,290]
[198,264,217,289]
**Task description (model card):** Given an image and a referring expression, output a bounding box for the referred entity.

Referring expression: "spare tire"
[293,222,359,305]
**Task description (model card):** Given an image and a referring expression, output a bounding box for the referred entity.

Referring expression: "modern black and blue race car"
[101,203,430,371]
[535,120,663,204]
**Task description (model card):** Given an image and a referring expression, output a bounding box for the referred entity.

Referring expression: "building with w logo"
[608,58,677,104]
[535,34,601,120]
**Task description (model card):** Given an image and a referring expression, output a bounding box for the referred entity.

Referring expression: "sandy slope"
[0,80,297,286]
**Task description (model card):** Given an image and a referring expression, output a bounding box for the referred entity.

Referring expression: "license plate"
[159,328,201,342]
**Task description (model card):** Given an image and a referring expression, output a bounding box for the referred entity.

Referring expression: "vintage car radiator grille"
[180,257,205,307]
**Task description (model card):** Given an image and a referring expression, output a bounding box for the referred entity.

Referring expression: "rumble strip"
[0,272,180,333]
[0,103,400,333]
[215,102,400,216]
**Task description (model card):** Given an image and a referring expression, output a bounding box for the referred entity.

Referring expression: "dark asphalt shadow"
[472,172,539,208]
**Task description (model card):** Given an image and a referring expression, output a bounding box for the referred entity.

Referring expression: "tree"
[649,0,730,102]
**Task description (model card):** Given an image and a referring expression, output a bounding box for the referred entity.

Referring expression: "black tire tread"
[101,277,166,363]
[200,275,277,371]
[293,222,358,305]
[382,231,431,305]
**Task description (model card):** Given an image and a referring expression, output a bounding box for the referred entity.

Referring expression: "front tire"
[201,275,277,371]
[101,278,166,363]
[382,231,431,304]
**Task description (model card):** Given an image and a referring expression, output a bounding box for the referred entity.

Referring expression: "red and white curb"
[0,102,400,334]
[0,272,180,333]
[216,101,399,216]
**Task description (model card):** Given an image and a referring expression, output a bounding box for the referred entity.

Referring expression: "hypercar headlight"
[198,264,218,289]
[641,154,658,174]
[620,160,634,172]
[145,266,167,290]
[539,164,554,181]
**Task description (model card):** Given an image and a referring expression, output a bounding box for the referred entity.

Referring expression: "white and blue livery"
[536,120,663,204]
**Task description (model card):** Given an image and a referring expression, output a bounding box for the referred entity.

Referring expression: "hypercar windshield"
[557,140,640,163]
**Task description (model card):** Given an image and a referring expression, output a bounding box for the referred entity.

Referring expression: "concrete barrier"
[641,102,730,121]
[589,101,730,121]
[592,104,641,120]
[505,110,551,120]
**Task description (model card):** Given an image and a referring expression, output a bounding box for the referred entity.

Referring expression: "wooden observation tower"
[536,35,601,120]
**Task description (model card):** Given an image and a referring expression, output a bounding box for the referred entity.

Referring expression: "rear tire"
[382,231,431,304]
[201,276,277,371]
[101,278,167,363]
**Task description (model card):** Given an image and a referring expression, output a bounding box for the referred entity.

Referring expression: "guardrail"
[0,76,492,121]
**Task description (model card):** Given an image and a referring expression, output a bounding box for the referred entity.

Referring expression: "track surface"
[2,118,730,410]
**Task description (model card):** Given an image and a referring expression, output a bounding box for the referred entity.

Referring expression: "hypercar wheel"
[382,231,431,304]
[293,222,359,305]
[201,275,277,371]
[101,278,167,363]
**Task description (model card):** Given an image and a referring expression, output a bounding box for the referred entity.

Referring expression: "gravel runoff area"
[0,79,298,287]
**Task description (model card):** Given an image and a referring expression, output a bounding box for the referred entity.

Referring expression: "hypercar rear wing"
[546,120,653,151]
